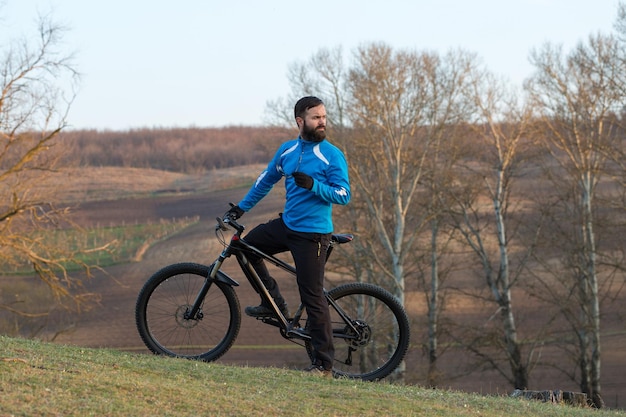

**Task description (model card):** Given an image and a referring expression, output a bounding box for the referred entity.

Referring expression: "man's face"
[298,104,326,142]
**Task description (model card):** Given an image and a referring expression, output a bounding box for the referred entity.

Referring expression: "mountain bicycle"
[135,211,410,381]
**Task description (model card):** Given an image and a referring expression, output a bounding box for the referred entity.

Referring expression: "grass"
[0,336,623,417]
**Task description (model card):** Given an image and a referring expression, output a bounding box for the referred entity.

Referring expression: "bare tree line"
[58,126,294,173]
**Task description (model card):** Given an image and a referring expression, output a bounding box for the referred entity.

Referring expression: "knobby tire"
[135,262,241,362]
[305,282,410,381]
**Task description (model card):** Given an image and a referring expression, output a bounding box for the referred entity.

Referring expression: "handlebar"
[215,214,245,235]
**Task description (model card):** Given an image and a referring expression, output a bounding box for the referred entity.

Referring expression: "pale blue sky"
[1,0,620,130]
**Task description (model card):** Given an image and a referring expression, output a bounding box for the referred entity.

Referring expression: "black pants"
[243,216,334,369]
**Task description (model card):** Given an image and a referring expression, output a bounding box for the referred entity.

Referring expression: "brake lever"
[215,216,229,231]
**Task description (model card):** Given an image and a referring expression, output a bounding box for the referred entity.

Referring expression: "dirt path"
[70,188,253,226]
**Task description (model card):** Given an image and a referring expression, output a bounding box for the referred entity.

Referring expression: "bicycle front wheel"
[135,262,241,362]
[306,282,410,381]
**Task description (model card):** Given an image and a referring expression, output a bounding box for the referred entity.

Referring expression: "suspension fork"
[184,253,228,320]
[184,260,214,320]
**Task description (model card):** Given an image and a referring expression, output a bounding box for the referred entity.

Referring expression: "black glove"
[226,203,244,220]
[292,172,314,190]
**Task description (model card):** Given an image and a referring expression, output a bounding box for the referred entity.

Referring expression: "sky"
[0,0,621,131]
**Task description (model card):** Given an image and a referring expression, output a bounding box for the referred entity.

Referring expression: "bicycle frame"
[189,216,357,342]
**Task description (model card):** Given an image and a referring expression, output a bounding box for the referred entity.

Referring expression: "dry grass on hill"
[37,165,266,203]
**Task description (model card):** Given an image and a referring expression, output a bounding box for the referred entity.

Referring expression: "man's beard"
[301,121,326,142]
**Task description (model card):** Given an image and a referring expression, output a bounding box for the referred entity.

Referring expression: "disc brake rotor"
[176,305,202,329]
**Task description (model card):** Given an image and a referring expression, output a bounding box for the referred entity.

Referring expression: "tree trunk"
[581,178,603,408]
[427,219,440,387]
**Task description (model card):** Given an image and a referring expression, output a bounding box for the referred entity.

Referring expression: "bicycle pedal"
[257,315,293,323]
[258,316,276,322]
[256,316,282,327]
[286,328,311,340]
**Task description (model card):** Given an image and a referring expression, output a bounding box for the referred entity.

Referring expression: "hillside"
[1,335,622,417]
[36,164,266,203]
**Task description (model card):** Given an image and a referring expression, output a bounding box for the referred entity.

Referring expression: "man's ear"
[295,116,303,129]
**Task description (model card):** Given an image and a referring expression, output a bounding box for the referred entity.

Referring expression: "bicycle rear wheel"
[305,282,410,381]
[135,262,241,361]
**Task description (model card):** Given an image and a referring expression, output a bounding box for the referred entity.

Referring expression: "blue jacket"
[238,137,350,233]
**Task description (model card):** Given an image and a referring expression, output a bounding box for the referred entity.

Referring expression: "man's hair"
[294,96,324,120]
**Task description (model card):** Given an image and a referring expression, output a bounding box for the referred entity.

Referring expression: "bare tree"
[344,44,478,302]
[525,30,626,407]
[0,14,109,325]
[410,50,479,387]
[344,43,428,302]
[443,67,540,390]
[418,146,459,387]
[343,44,485,383]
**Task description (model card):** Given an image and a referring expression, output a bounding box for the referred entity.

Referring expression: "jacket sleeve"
[311,149,351,206]
[238,149,284,211]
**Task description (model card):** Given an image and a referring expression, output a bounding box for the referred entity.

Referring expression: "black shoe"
[303,364,333,378]
[245,303,290,318]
